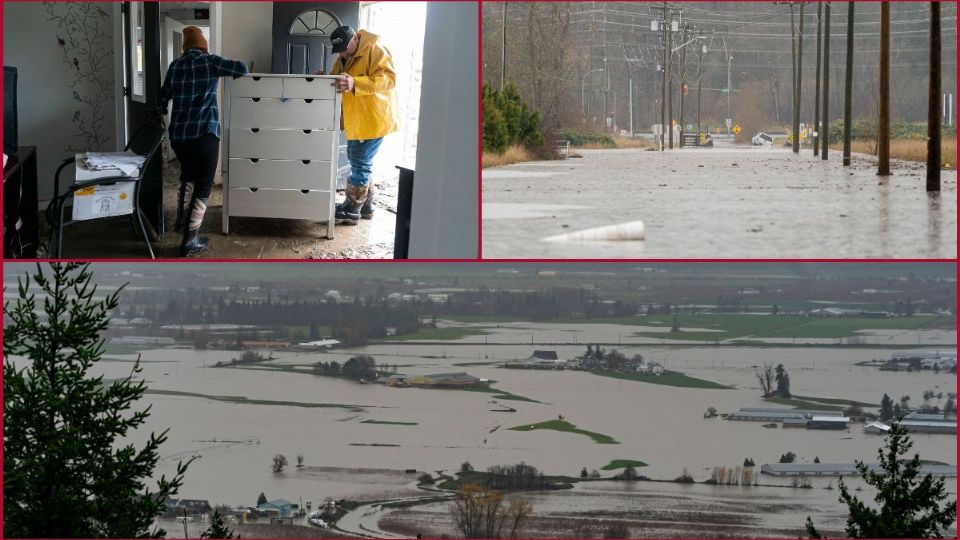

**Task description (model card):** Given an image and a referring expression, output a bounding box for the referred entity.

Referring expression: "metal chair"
[47,121,164,259]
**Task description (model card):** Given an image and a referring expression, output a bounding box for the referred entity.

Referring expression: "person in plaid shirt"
[160,26,248,256]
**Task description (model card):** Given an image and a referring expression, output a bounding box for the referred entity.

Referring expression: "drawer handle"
[305,77,314,82]
[250,158,259,163]
[249,188,259,193]
[252,97,261,102]
[251,128,260,133]
[252,76,261,81]
[302,160,311,164]
[305,99,314,103]
[301,189,310,194]
[303,129,313,134]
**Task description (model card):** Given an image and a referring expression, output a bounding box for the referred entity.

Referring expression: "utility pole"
[658,2,668,150]
[790,4,797,150]
[629,77,634,136]
[697,32,704,138]
[603,56,609,133]
[842,1,854,166]
[813,1,822,156]
[679,23,688,147]
[928,0,941,191]
[667,13,675,149]
[793,1,804,153]
[820,1,831,161]
[500,2,506,89]
[878,1,890,175]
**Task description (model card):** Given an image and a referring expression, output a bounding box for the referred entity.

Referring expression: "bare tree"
[450,484,534,538]
[272,454,288,473]
[756,363,775,397]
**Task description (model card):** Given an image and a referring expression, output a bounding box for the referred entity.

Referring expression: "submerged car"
[752,132,774,146]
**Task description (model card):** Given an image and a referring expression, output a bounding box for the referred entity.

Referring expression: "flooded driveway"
[482,148,956,258]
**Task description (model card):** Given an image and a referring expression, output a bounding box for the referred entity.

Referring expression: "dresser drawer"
[228,188,331,221]
[283,77,338,100]
[230,98,336,130]
[230,76,282,98]
[229,128,335,161]
[228,158,333,190]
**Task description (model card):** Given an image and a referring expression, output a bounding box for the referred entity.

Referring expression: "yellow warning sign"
[732,124,741,135]
[787,132,795,144]
[699,133,706,144]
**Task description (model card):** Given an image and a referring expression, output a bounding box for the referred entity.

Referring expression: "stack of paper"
[79,151,146,178]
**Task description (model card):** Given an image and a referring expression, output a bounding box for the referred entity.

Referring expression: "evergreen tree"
[805,423,957,538]
[257,492,268,506]
[774,364,791,398]
[880,394,895,422]
[3,263,190,538]
[200,510,235,539]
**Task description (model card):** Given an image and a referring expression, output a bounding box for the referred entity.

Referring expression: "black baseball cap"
[330,26,356,53]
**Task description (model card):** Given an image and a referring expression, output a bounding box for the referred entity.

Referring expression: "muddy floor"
[43,154,396,259]
[482,147,957,258]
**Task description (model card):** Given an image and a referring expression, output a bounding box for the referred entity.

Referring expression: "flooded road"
[482,147,957,258]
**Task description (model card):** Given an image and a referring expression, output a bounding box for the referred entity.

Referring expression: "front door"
[122,1,164,235]
[279,8,341,74]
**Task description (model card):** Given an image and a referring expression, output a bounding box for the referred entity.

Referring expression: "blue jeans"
[346,137,384,187]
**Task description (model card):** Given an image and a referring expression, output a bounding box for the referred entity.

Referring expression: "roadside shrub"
[482,84,545,154]
[555,127,615,148]
[418,473,435,485]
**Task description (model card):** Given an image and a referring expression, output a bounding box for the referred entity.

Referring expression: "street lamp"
[726,56,734,134]
[581,68,605,118]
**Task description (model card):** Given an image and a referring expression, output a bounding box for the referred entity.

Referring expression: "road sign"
[732,124,741,135]
[725,118,733,128]
[699,133,706,144]
[787,132,794,144]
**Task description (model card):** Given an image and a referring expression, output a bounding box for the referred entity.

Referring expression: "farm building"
[163,498,212,518]
[727,408,843,422]
[110,336,175,345]
[761,463,956,478]
[864,420,956,435]
[807,416,850,430]
[503,350,566,370]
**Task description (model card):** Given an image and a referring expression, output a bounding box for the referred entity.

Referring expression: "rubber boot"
[360,183,375,219]
[335,183,368,226]
[180,197,210,256]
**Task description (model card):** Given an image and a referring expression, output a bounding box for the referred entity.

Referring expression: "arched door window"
[285,9,341,73]
[289,9,341,37]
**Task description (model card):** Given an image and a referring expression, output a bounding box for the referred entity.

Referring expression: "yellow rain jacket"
[331,31,399,141]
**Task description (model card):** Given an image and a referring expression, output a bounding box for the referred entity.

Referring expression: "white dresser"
[223,73,342,238]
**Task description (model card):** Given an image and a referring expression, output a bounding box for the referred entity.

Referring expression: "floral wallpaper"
[42,2,113,152]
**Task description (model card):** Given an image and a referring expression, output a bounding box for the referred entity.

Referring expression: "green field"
[630,314,944,342]
[765,394,877,412]
[385,326,493,341]
[447,385,541,403]
[400,314,950,345]
[601,459,648,470]
[145,389,369,411]
[590,369,732,390]
[509,420,618,444]
[360,420,419,426]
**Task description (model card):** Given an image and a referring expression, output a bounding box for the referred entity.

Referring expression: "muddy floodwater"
[482,147,957,258]
[19,320,956,537]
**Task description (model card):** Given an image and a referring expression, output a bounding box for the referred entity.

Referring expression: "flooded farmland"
[28,319,954,538]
